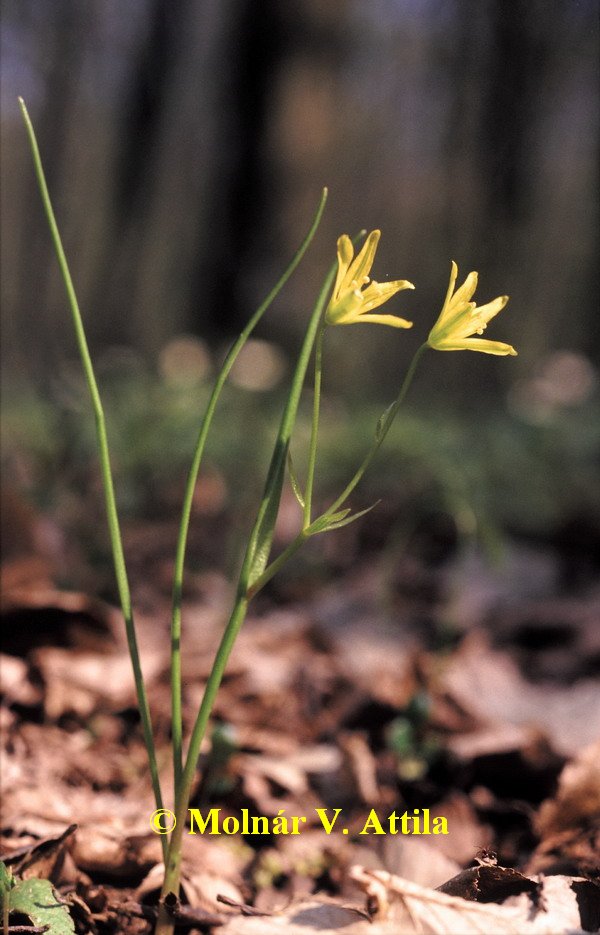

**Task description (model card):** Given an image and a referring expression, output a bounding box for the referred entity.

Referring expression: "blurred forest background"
[1,0,599,579]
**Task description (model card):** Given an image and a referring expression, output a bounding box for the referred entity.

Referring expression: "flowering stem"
[303,321,326,527]
[245,529,309,601]
[324,342,428,517]
[19,99,166,857]
[248,344,429,599]
[156,262,337,934]
[155,596,248,935]
[169,188,327,795]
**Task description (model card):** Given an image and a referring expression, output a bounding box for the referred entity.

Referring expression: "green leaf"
[247,441,288,586]
[375,401,395,442]
[308,509,351,535]
[286,449,305,509]
[324,500,380,530]
[311,501,380,534]
[0,861,14,894]
[7,877,75,934]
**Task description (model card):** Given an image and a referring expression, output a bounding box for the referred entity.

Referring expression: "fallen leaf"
[351,865,597,933]
[33,647,163,720]
[536,741,600,836]
[219,897,377,935]
[437,862,539,902]
[442,632,600,756]
[528,741,600,876]
[4,824,77,883]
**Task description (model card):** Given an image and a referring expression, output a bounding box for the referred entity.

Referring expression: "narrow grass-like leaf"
[246,439,288,585]
[287,449,306,509]
[309,509,351,534]
[241,261,337,592]
[157,256,338,931]
[315,500,380,533]
[303,322,325,526]
[326,343,429,516]
[18,99,165,852]
[169,187,327,791]
[375,402,395,442]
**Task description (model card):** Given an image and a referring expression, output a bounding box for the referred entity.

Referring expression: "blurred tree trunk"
[88,0,193,350]
[13,0,86,374]
[86,0,292,351]
[480,0,551,223]
[188,0,289,338]
[2,0,597,382]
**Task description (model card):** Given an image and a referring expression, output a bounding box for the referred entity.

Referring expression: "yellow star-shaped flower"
[428,261,517,355]
[325,230,414,328]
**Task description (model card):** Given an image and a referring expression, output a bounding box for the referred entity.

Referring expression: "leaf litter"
[1,496,599,933]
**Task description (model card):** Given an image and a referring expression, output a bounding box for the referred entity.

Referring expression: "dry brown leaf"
[73,826,162,880]
[382,835,461,890]
[448,722,542,761]
[442,632,600,756]
[5,823,77,882]
[0,653,41,707]
[33,647,164,719]
[218,875,592,935]
[1,583,121,654]
[536,740,600,836]
[219,897,380,935]
[437,861,539,902]
[311,579,417,709]
[339,732,382,804]
[351,866,594,934]
[528,741,600,876]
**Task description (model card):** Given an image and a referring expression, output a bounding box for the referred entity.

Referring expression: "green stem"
[19,99,166,854]
[2,883,9,935]
[303,322,325,527]
[156,260,338,932]
[248,342,429,599]
[169,188,327,795]
[246,528,309,601]
[325,342,428,516]
[237,272,336,597]
[155,596,248,935]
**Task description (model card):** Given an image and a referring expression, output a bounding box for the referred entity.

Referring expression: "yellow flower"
[325,230,414,328]
[428,261,517,355]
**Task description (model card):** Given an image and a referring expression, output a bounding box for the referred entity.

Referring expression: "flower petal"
[444,260,459,309]
[436,337,517,355]
[470,295,509,325]
[348,230,380,285]
[334,235,355,297]
[450,270,478,310]
[361,279,415,312]
[350,313,413,328]
[436,261,462,327]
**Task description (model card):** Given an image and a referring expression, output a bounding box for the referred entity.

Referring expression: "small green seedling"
[386,692,443,782]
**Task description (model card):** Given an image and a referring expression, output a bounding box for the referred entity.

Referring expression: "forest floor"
[1,490,600,934]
